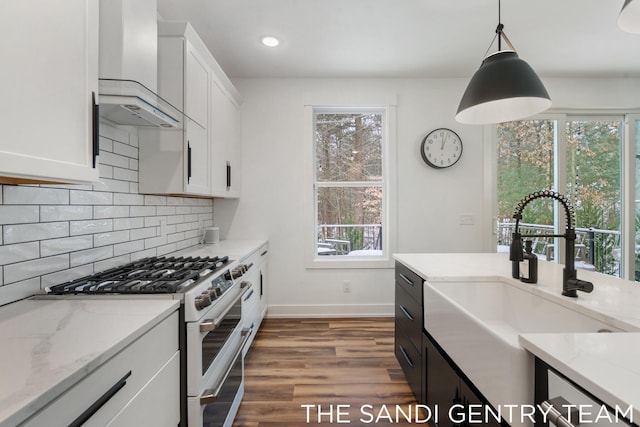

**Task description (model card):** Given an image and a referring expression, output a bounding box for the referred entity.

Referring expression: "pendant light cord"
[482,0,516,59]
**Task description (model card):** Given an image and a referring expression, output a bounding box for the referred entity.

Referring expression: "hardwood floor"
[232,318,423,427]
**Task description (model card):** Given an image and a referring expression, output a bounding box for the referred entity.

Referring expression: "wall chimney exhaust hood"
[98,78,182,129]
[98,0,188,129]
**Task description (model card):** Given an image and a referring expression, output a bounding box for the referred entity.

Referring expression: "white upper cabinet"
[139,20,242,198]
[0,0,99,184]
[210,81,241,198]
[138,23,211,196]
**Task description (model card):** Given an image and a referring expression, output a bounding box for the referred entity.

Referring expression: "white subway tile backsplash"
[94,205,130,219]
[112,167,138,182]
[130,227,157,241]
[98,151,130,168]
[41,205,92,222]
[41,236,93,257]
[114,240,145,257]
[0,122,213,303]
[93,230,130,247]
[157,206,177,216]
[98,178,131,193]
[4,222,69,244]
[0,242,40,265]
[70,219,113,236]
[113,193,144,206]
[70,189,113,205]
[144,195,167,206]
[0,206,39,225]
[130,206,156,217]
[113,141,138,159]
[4,186,69,205]
[113,217,144,231]
[4,254,69,284]
[70,246,113,268]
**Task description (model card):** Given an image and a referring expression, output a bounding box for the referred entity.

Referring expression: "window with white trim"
[312,107,389,262]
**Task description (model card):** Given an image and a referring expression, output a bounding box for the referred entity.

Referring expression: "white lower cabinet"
[22,311,179,427]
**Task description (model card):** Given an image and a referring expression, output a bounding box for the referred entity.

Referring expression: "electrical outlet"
[343,280,351,293]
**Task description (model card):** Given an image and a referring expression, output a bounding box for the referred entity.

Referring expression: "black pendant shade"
[618,0,640,34]
[455,50,551,125]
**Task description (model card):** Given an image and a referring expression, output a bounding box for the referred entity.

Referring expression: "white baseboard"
[265,304,394,318]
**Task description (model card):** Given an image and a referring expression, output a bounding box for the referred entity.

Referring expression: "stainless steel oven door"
[186,285,244,396]
[187,329,251,427]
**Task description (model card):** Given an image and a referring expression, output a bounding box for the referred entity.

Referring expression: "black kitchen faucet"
[509,190,594,297]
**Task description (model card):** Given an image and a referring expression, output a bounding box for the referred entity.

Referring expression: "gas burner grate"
[46,255,230,295]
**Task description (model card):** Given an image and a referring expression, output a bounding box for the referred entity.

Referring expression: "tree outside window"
[314,110,384,257]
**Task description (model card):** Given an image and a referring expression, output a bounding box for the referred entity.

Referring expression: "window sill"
[306,256,394,269]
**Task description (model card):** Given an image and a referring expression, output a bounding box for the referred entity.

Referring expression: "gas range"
[44,255,251,323]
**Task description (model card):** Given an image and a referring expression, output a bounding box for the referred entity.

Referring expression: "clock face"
[420,128,463,169]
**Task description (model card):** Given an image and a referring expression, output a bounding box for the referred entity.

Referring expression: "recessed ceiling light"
[261,36,280,48]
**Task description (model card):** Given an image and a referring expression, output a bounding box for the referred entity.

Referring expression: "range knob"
[194,293,212,310]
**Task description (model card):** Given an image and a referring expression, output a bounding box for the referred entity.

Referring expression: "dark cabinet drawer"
[395,285,422,351]
[395,261,423,304]
[394,323,423,403]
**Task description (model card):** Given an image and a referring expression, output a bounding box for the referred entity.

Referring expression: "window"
[310,107,393,266]
[496,115,629,279]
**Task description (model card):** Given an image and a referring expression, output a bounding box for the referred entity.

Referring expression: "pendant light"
[455,0,551,125]
[618,0,640,34]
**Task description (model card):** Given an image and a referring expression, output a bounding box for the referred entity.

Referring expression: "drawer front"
[394,322,423,403]
[395,261,423,304]
[23,310,179,427]
[395,285,422,351]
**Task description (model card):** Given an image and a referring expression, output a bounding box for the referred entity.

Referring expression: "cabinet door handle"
[226,161,231,189]
[92,92,99,168]
[260,271,263,297]
[69,370,131,427]
[399,345,414,368]
[399,273,414,287]
[399,305,414,321]
[187,141,192,183]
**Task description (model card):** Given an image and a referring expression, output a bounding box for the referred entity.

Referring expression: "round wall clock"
[420,128,463,169]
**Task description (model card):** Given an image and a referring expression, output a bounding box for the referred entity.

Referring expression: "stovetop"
[45,255,231,295]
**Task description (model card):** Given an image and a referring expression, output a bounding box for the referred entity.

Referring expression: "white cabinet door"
[0,0,99,184]
[140,27,212,196]
[185,119,210,195]
[210,80,241,198]
[185,40,209,129]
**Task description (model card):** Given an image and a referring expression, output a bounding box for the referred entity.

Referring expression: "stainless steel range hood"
[98,79,182,129]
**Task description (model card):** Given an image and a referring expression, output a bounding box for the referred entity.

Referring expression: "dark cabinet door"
[425,333,461,427]
[394,322,423,403]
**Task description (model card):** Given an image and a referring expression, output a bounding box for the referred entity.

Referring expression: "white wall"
[216,76,640,318]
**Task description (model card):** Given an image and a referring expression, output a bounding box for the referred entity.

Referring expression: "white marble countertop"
[394,252,640,423]
[518,332,640,423]
[173,239,267,262]
[0,298,179,427]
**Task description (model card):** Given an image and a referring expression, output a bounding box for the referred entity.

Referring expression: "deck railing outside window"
[317,224,382,256]
[497,221,622,277]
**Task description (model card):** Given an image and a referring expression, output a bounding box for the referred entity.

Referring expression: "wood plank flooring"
[232,318,423,427]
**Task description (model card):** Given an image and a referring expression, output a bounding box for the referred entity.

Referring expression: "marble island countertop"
[394,252,640,424]
[0,298,179,427]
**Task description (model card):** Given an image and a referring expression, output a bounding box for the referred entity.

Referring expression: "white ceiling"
[156,0,640,79]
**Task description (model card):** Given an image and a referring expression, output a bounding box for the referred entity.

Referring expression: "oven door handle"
[199,286,251,333]
[200,328,252,405]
